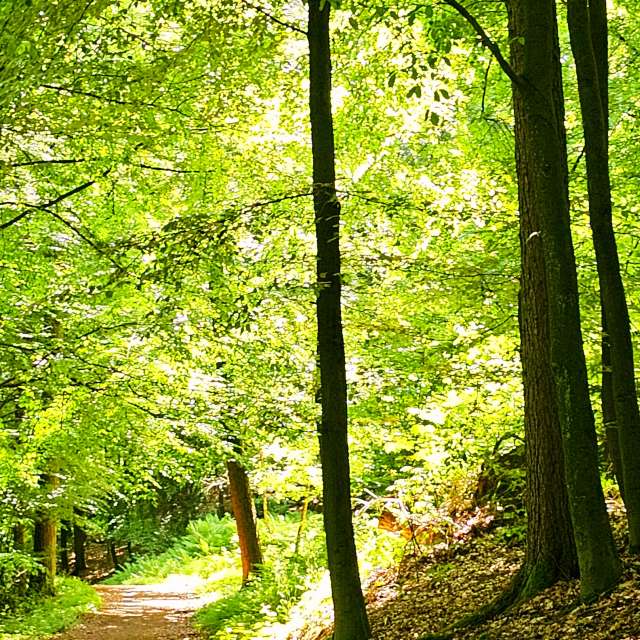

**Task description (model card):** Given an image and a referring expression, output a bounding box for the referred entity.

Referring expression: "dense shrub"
[0,552,44,613]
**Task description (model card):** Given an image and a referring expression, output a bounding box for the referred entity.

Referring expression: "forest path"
[55,575,213,640]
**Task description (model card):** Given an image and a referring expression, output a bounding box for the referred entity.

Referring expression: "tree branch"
[240,0,307,35]
[0,341,35,353]
[10,158,87,168]
[441,0,522,86]
[0,209,31,230]
[72,322,140,342]
[0,177,100,230]
[41,84,190,116]
[124,399,173,419]
[138,163,219,174]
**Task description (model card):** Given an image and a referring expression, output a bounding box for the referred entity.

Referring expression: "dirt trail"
[56,576,214,640]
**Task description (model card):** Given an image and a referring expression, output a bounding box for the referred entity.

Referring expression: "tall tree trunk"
[307,2,371,638]
[33,474,58,593]
[13,523,26,550]
[508,0,620,599]
[566,0,640,552]
[34,521,45,556]
[42,519,57,588]
[60,521,70,574]
[72,521,88,576]
[226,458,262,583]
[108,540,120,570]
[602,312,625,497]
[515,216,579,597]
[33,518,56,592]
[506,0,578,601]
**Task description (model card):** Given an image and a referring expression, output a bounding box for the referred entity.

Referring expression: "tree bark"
[33,474,58,593]
[506,0,579,600]
[307,2,371,638]
[566,0,640,553]
[226,458,262,583]
[602,312,625,498]
[33,517,56,593]
[443,3,582,616]
[60,521,70,574]
[516,215,579,597]
[13,523,26,550]
[508,0,620,599]
[72,520,88,576]
[108,540,120,570]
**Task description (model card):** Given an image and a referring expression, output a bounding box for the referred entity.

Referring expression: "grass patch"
[0,577,100,639]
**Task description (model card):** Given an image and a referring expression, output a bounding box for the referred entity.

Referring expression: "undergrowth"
[194,513,327,640]
[106,510,405,640]
[0,577,100,639]
[105,513,237,584]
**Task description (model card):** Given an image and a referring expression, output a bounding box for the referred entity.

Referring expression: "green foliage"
[0,552,43,614]
[195,559,318,638]
[106,514,236,584]
[0,0,638,623]
[194,513,327,640]
[0,577,100,639]
[493,518,526,546]
[354,515,407,572]
[104,510,329,639]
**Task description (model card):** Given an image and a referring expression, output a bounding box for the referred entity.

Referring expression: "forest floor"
[53,576,210,640]
[289,503,640,640]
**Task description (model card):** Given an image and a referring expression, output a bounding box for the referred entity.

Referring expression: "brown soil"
[55,578,212,640]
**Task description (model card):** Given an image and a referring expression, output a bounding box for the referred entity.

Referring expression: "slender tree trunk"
[226,458,262,583]
[215,482,227,519]
[567,0,640,553]
[262,494,273,532]
[295,496,310,555]
[72,521,88,576]
[307,1,371,637]
[60,521,70,574]
[602,312,625,497]
[33,518,57,593]
[108,540,120,570]
[34,521,45,555]
[42,521,57,587]
[588,4,622,495]
[508,0,620,599]
[13,523,26,550]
